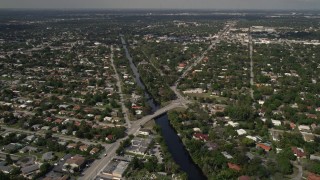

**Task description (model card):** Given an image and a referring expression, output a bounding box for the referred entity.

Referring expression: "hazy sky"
[1,0,320,9]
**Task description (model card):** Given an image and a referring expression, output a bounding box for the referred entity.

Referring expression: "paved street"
[80,141,120,180]
[176,22,234,86]
[249,31,254,99]
[1,126,104,146]
[110,45,131,129]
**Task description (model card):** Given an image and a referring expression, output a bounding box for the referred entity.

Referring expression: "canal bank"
[121,35,206,180]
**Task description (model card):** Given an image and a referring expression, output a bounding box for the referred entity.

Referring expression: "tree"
[130,156,142,170]
[145,157,158,172]
[276,157,292,175]
[10,167,21,175]
[40,162,51,173]
[0,171,9,180]
[215,169,238,180]
[5,154,13,164]
[45,132,52,139]
[307,161,320,174]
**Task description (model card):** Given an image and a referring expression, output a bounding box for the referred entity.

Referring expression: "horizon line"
[0,8,320,11]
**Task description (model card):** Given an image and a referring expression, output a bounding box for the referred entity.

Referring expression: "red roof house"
[238,176,251,180]
[193,133,209,142]
[106,135,114,141]
[228,163,241,171]
[308,172,320,180]
[292,147,306,158]
[290,122,296,129]
[256,143,272,152]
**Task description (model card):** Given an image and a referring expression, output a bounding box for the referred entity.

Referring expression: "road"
[110,45,131,129]
[270,128,320,138]
[129,100,185,133]
[170,85,190,108]
[176,22,234,86]
[80,140,120,180]
[0,126,104,146]
[142,51,165,76]
[291,160,303,180]
[16,110,121,128]
[249,30,254,99]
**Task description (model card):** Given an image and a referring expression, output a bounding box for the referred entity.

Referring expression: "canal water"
[121,36,206,180]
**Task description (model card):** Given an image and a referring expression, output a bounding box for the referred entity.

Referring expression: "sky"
[1,0,320,10]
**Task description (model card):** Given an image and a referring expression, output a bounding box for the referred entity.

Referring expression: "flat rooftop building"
[102,160,129,179]
[113,161,129,178]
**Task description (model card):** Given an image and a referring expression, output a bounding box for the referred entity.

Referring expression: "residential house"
[290,122,296,130]
[106,135,114,142]
[193,128,201,132]
[205,142,218,151]
[222,151,233,159]
[66,143,77,149]
[270,130,281,141]
[271,120,281,126]
[306,114,317,119]
[62,155,86,173]
[256,143,272,152]
[58,141,67,146]
[0,165,13,174]
[308,172,320,180]
[61,129,68,135]
[238,176,251,180]
[42,152,55,161]
[3,143,22,152]
[298,125,311,132]
[31,124,42,131]
[292,147,306,158]
[228,163,241,171]
[25,135,35,142]
[21,164,40,179]
[258,100,265,105]
[41,126,50,131]
[227,121,239,127]
[193,133,209,142]
[79,145,89,152]
[311,123,318,130]
[19,146,38,153]
[236,129,247,136]
[104,116,113,122]
[302,133,315,142]
[90,148,99,155]
[54,119,64,124]
[246,135,257,142]
[51,126,59,132]
[310,154,320,161]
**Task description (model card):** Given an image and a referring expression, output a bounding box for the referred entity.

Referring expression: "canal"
[121,35,206,180]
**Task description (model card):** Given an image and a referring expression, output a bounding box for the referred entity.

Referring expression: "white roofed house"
[227,121,239,128]
[298,125,311,132]
[138,129,151,136]
[236,129,247,136]
[258,100,265,105]
[271,120,281,126]
[246,135,257,142]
